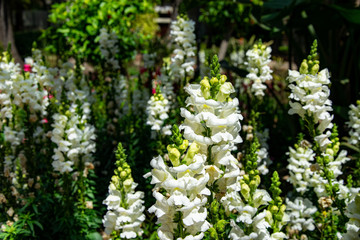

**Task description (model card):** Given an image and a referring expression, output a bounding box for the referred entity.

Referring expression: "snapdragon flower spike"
[227,138,275,239]
[145,125,211,240]
[99,28,120,70]
[347,100,360,146]
[287,40,333,149]
[146,88,171,135]
[285,197,317,233]
[169,16,196,83]
[103,143,145,239]
[341,194,360,240]
[245,42,273,98]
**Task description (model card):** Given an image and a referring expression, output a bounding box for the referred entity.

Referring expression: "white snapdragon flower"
[342,194,360,240]
[99,28,120,70]
[347,101,360,146]
[170,17,196,82]
[146,91,170,134]
[288,67,333,148]
[286,197,317,232]
[113,75,129,117]
[145,142,211,240]
[287,143,315,194]
[103,144,145,239]
[245,43,273,98]
[143,53,157,69]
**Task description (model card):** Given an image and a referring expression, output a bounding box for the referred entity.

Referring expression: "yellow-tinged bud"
[167,145,181,167]
[280,204,286,214]
[183,142,200,165]
[210,77,219,85]
[220,75,227,84]
[270,205,279,213]
[254,175,261,187]
[299,60,308,74]
[216,82,234,102]
[250,180,258,192]
[243,174,250,183]
[111,176,119,185]
[120,171,127,179]
[311,63,319,75]
[241,183,250,200]
[265,210,273,224]
[178,139,189,152]
[326,148,334,156]
[124,178,133,187]
[200,78,211,99]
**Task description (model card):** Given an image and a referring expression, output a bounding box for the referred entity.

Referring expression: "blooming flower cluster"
[341,194,360,240]
[145,127,210,239]
[169,16,196,83]
[245,43,273,98]
[347,100,360,146]
[51,63,96,173]
[103,143,145,239]
[99,28,120,70]
[146,89,171,135]
[286,197,317,233]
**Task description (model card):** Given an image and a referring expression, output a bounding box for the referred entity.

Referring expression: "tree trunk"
[0,0,23,65]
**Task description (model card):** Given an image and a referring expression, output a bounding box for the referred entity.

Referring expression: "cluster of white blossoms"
[146,90,171,135]
[113,75,129,118]
[99,28,120,70]
[347,100,360,146]
[287,62,333,149]
[285,197,317,233]
[145,140,211,239]
[143,52,157,69]
[51,63,96,173]
[103,144,145,239]
[169,17,196,82]
[341,194,360,240]
[245,43,273,98]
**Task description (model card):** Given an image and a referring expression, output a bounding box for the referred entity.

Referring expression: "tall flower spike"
[287,40,333,149]
[347,100,360,146]
[169,16,196,84]
[245,41,273,99]
[103,143,145,239]
[145,125,211,239]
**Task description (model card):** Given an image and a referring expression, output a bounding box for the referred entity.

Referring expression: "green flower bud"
[250,180,258,192]
[220,75,227,84]
[167,145,181,167]
[178,139,189,153]
[279,204,286,214]
[216,220,227,232]
[243,174,250,183]
[311,63,319,75]
[211,200,219,214]
[208,227,218,240]
[241,183,250,200]
[254,175,261,187]
[270,205,279,214]
[210,77,219,85]
[120,171,127,179]
[299,60,308,74]
[183,142,200,165]
[123,178,133,188]
[200,78,211,99]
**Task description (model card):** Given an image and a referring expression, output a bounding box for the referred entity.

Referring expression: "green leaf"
[331,4,360,24]
[86,232,102,240]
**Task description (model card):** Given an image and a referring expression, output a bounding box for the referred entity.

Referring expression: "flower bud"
[216,220,227,232]
[216,82,235,102]
[241,183,250,200]
[178,139,189,152]
[270,205,279,214]
[200,78,211,99]
[311,63,319,75]
[183,142,199,165]
[220,75,227,84]
[299,60,308,74]
[210,77,219,85]
[167,145,181,167]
